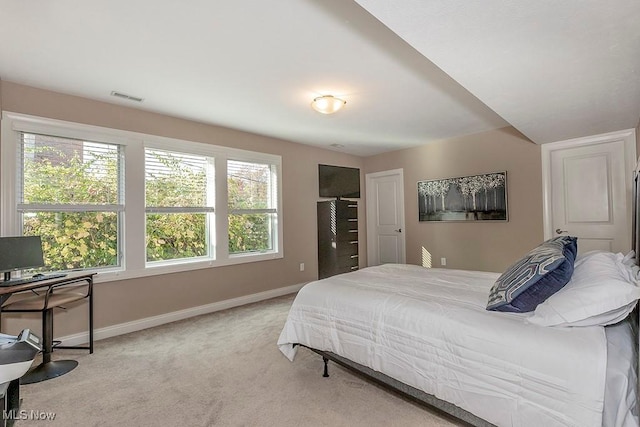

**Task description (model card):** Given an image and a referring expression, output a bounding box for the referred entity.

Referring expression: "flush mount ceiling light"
[311,95,346,114]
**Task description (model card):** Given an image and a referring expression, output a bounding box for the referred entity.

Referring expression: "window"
[1,113,283,280]
[145,148,214,263]
[228,160,278,255]
[18,132,123,271]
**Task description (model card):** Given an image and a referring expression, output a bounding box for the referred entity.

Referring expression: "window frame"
[144,146,216,265]
[227,158,279,257]
[1,112,283,283]
[18,132,125,272]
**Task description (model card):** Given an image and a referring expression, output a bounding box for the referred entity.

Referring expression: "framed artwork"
[418,171,508,222]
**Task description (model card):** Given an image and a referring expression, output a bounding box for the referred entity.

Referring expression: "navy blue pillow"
[487,236,578,313]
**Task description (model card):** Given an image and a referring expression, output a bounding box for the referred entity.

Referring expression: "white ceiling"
[0,0,638,157]
[354,0,640,145]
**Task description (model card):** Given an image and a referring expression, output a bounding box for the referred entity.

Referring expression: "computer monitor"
[0,236,45,282]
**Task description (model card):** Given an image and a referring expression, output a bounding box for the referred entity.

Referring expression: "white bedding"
[604,319,638,427]
[278,264,620,427]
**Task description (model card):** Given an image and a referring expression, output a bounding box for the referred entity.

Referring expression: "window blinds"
[144,148,214,213]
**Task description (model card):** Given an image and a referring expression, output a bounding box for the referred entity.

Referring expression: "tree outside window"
[20,133,122,271]
[228,160,277,254]
[145,148,213,263]
[8,115,283,276]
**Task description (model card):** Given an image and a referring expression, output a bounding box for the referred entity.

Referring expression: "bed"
[277,240,640,426]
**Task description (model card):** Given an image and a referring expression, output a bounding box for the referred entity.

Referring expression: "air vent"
[110,91,144,102]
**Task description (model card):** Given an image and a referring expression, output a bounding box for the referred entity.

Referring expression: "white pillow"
[527,251,640,327]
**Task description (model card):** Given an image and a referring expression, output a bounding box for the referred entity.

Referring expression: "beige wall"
[0,81,364,335]
[0,82,547,337]
[364,127,544,273]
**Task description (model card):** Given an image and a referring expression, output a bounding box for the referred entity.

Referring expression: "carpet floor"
[15,294,464,426]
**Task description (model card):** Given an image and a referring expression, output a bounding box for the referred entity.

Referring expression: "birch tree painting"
[418,172,507,221]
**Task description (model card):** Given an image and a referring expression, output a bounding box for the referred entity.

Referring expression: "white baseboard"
[59,282,306,348]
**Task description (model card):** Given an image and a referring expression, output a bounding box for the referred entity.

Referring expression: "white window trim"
[227,159,280,257]
[145,207,215,214]
[17,204,125,212]
[1,112,283,283]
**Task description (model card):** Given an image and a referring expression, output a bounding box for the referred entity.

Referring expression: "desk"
[0,273,95,384]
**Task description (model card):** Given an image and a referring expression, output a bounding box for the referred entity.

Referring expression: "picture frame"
[418,171,508,222]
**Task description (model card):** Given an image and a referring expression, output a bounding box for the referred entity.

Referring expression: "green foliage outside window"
[228,213,271,253]
[22,140,120,270]
[145,149,209,262]
[24,212,118,270]
[145,213,207,262]
[22,136,275,271]
[228,161,273,254]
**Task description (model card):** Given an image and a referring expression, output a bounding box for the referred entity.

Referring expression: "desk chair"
[1,280,93,384]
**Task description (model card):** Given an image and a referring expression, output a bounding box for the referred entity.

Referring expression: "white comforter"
[278,264,608,427]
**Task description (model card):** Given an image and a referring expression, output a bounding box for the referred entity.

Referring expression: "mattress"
[604,318,638,427]
[278,264,617,427]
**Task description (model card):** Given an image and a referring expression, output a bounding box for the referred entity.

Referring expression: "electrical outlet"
[440,257,447,266]
[299,263,305,272]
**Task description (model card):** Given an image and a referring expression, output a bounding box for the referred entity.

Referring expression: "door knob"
[394,228,402,233]
[555,228,568,234]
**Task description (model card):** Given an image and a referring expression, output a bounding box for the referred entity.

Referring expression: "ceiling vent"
[110,91,144,102]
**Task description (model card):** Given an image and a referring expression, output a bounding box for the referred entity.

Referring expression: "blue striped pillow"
[487,236,578,313]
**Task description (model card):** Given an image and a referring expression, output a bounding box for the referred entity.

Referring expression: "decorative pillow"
[487,236,578,313]
[527,251,640,327]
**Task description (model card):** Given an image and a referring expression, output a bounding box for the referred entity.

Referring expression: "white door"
[542,129,636,254]
[366,169,406,266]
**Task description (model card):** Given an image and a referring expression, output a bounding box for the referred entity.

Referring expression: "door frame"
[365,168,406,266]
[541,128,636,241]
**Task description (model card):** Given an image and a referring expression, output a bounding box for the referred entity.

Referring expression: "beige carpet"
[16,295,464,426]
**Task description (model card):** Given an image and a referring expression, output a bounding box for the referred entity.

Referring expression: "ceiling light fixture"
[311,95,346,114]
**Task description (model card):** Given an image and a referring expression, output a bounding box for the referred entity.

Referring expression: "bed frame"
[301,345,494,426]
[298,164,640,426]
